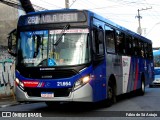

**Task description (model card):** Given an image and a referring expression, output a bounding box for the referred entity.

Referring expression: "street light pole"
[137,9,142,35]
[65,0,69,9]
[136,7,152,35]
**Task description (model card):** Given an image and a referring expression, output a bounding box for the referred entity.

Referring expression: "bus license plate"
[41,92,54,98]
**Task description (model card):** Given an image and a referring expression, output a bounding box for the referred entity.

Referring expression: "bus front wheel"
[107,80,116,106]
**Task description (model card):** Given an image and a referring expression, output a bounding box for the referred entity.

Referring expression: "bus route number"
[57,82,71,87]
[27,16,40,24]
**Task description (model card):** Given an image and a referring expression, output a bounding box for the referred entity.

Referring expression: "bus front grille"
[21,70,77,79]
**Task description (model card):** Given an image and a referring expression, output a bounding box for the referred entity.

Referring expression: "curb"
[0,101,32,108]
[0,102,20,108]
[0,95,17,108]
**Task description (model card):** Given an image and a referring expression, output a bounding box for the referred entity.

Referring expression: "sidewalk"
[0,95,19,108]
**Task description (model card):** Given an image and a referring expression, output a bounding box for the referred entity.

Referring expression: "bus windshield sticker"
[48,58,56,66]
[24,58,38,63]
[50,29,89,34]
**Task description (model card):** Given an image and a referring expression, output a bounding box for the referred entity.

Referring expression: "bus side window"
[116,30,125,54]
[148,44,153,59]
[139,42,144,58]
[144,43,148,58]
[98,27,104,55]
[92,27,104,55]
[137,39,140,57]
[133,38,138,56]
[125,35,132,56]
[92,28,97,54]
[105,25,115,53]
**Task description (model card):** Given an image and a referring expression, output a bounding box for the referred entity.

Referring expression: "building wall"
[0,3,18,46]
[0,2,18,97]
[0,46,15,97]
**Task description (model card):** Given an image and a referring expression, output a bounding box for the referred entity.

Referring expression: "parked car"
[150,67,160,87]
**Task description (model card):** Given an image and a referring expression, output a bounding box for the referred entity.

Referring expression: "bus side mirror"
[8,29,17,57]
[8,36,12,50]
[8,49,16,57]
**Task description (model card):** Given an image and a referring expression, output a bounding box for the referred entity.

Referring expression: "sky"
[30,0,160,48]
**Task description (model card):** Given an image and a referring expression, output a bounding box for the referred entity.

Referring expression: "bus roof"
[87,10,152,44]
[22,9,152,44]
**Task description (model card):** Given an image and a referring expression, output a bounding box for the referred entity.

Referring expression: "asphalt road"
[0,87,160,120]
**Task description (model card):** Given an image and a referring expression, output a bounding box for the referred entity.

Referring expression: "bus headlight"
[15,78,20,85]
[74,75,90,90]
[15,78,24,90]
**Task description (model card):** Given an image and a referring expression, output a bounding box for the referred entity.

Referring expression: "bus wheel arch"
[107,74,117,106]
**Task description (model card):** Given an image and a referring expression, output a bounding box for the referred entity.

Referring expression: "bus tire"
[138,75,145,96]
[107,80,116,106]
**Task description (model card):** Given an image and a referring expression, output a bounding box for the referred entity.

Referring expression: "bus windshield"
[153,50,160,67]
[17,28,90,67]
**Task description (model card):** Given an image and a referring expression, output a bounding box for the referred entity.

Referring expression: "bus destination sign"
[26,12,85,25]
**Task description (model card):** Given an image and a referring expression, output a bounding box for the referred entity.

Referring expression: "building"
[0,1,19,46]
[0,1,19,97]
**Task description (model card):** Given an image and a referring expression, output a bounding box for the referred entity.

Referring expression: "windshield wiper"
[54,24,70,46]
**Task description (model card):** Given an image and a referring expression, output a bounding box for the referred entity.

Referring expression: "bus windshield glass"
[17,28,90,67]
[153,50,160,67]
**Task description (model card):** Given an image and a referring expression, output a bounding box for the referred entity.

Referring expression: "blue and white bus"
[150,49,160,87]
[8,9,154,106]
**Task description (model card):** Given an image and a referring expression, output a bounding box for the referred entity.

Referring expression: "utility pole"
[136,7,152,35]
[65,0,69,9]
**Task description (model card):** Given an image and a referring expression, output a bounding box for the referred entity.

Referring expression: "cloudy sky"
[30,0,160,48]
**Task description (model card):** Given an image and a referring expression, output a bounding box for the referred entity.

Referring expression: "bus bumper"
[15,83,93,102]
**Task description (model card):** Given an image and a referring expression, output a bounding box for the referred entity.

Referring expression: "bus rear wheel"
[107,80,116,106]
[138,75,145,96]
[139,80,145,95]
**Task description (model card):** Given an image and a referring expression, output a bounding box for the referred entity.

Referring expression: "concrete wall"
[0,46,15,97]
[0,61,15,96]
[0,1,24,97]
[0,2,18,46]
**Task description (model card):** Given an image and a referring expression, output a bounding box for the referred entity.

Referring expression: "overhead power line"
[69,0,77,8]
[39,0,62,9]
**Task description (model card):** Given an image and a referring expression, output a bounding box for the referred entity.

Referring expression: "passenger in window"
[59,59,64,65]
[141,50,144,57]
